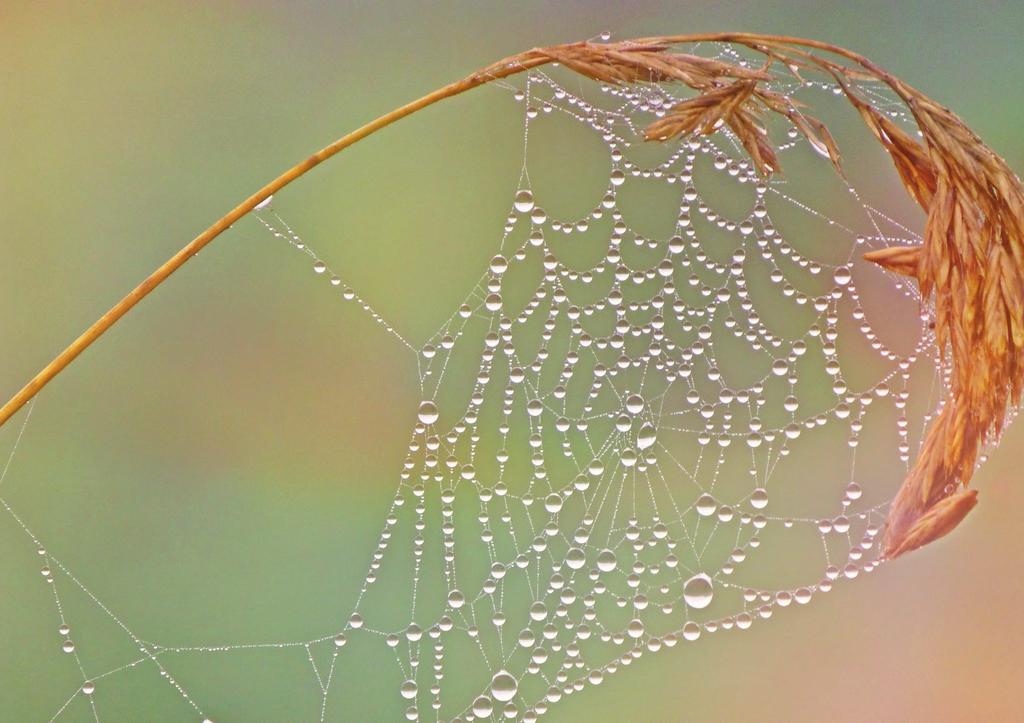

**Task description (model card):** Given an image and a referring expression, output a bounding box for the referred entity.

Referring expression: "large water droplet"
[683,573,714,609]
[472,695,494,717]
[636,422,657,450]
[750,488,769,509]
[490,255,509,274]
[625,394,644,415]
[490,670,518,702]
[695,494,716,517]
[596,548,617,572]
[564,547,586,570]
[514,190,535,213]
[417,401,439,425]
[833,265,852,286]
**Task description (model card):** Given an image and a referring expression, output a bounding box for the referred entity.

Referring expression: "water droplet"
[833,266,852,286]
[597,549,617,572]
[683,573,714,609]
[514,190,535,213]
[447,589,465,609]
[254,195,273,211]
[400,679,418,700]
[313,261,326,274]
[750,488,769,509]
[333,633,347,647]
[490,255,509,274]
[625,394,644,414]
[417,401,439,425]
[695,494,717,517]
[485,293,503,311]
[82,681,95,696]
[472,695,494,717]
[490,670,518,702]
[565,547,586,569]
[636,423,656,450]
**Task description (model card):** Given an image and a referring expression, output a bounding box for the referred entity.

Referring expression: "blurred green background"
[1,1,1023,721]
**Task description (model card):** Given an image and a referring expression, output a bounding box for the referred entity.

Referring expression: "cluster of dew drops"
[22,55,951,723]
[290,72,946,721]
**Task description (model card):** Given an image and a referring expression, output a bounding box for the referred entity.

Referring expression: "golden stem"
[0,33,907,428]
[0,53,548,428]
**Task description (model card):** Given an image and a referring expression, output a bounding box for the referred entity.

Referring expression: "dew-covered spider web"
[1,41,1012,722]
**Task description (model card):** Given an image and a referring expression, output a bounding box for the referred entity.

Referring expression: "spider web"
[0,41,1003,722]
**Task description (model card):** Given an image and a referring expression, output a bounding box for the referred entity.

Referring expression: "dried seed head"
[515,35,1022,558]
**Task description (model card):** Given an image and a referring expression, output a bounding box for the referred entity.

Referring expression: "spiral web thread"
[2,43,1001,722]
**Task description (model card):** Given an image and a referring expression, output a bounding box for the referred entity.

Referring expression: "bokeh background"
[2,1,1023,721]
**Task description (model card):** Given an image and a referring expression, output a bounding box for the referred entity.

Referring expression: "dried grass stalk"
[520,37,1024,558]
[1,34,1020,561]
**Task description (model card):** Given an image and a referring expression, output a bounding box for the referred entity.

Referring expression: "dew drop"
[417,401,439,425]
[485,293,503,311]
[514,190,535,213]
[596,548,617,572]
[683,573,714,609]
[472,695,495,717]
[750,488,769,509]
[490,255,509,274]
[833,265,852,286]
[636,422,657,450]
[695,494,717,517]
[544,493,563,514]
[565,547,586,569]
[490,670,519,703]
